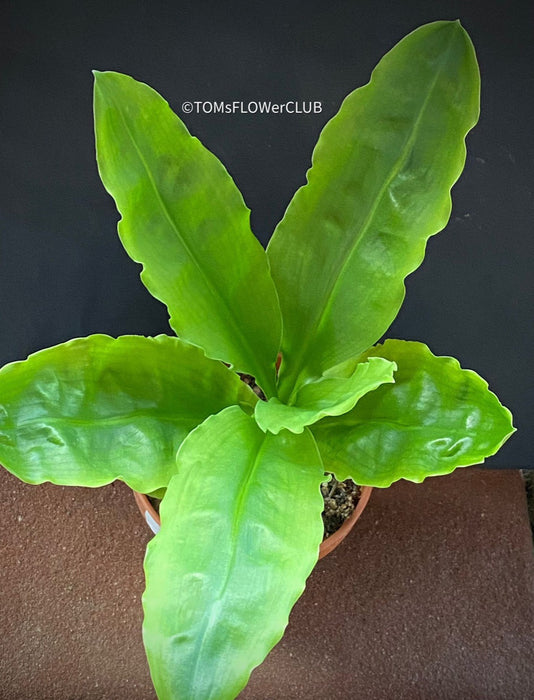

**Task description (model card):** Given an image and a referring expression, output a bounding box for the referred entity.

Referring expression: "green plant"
[0,20,514,700]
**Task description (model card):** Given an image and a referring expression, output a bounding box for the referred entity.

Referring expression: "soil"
[320,476,361,538]
[238,372,267,401]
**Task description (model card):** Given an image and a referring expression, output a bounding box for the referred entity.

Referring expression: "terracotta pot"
[133,485,372,560]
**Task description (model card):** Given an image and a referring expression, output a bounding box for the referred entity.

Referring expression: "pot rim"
[133,484,372,560]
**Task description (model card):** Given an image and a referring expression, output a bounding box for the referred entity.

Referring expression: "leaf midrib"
[189,432,268,694]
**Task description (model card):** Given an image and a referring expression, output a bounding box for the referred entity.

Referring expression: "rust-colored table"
[1,468,532,699]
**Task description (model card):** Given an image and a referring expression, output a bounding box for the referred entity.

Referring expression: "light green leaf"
[268,21,480,400]
[255,356,396,434]
[0,335,256,491]
[142,406,325,700]
[94,71,281,396]
[312,340,515,487]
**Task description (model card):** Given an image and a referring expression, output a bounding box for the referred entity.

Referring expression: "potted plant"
[0,20,514,700]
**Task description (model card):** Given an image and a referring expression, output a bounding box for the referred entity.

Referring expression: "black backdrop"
[1,0,532,468]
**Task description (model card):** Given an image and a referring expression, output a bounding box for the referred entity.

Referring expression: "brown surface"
[1,468,533,699]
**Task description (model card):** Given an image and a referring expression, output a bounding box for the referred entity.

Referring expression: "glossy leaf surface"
[143,406,325,700]
[94,71,281,396]
[268,21,480,400]
[0,335,256,491]
[312,340,515,487]
[255,356,396,434]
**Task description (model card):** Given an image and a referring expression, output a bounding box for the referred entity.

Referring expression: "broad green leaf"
[268,21,480,400]
[312,340,515,487]
[94,71,281,396]
[0,335,256,491]
[255,356,396,434]
[142,406,325,700]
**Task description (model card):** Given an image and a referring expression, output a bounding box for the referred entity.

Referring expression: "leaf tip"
[92,69,107,86]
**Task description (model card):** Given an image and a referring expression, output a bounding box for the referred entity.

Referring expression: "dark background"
[1,0,532,468]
